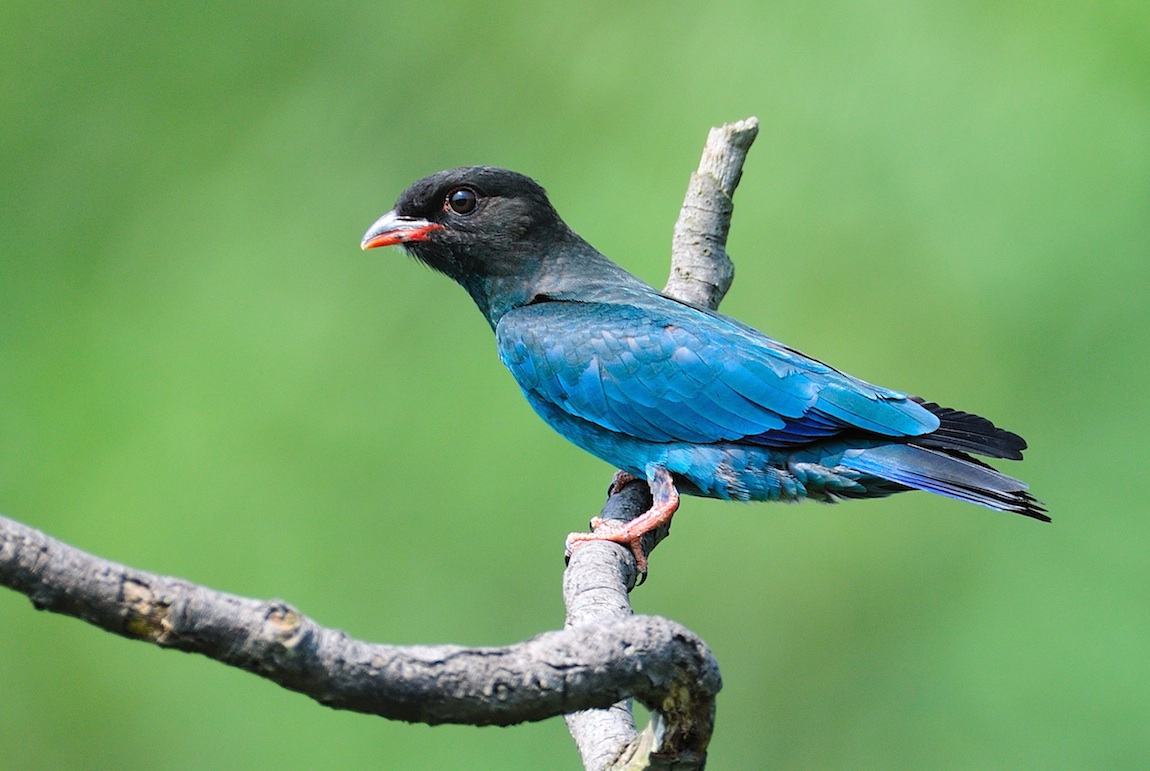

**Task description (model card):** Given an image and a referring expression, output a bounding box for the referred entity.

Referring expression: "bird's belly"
[520,390,870,503]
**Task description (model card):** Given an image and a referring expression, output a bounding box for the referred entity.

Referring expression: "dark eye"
[445,187,478,215]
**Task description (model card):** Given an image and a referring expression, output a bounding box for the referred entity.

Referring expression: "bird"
[361,166,1046,574]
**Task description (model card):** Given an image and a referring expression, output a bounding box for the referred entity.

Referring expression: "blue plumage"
[361,166,1046,569]
[497,297,960,506]
[498,299,935,446]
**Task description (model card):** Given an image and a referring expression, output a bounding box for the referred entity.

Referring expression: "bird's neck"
[464,239,653,329]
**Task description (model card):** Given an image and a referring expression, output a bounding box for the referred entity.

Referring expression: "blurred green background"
[2,2,1147,769]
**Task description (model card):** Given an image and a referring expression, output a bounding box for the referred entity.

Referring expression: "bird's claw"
[569,467,676,586]
[565,519,650,582]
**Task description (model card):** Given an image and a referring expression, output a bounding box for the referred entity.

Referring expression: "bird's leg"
[566,465,680,578]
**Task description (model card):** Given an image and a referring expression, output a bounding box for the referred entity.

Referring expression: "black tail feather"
[911,399,1028,460]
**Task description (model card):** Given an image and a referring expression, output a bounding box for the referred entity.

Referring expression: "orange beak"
[360,210,444,250]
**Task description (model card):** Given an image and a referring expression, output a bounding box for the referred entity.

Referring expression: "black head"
[361,166,572,282]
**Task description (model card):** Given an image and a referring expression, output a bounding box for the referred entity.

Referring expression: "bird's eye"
[445,187,478,215]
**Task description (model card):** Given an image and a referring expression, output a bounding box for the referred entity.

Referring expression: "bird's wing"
[495,299,938,446]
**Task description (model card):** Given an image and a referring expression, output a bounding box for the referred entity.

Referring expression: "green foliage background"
[2,3,1147,768]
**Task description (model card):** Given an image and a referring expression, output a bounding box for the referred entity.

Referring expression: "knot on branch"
[121,577,172,639]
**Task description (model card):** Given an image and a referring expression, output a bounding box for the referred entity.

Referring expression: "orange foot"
[566,466,679,581]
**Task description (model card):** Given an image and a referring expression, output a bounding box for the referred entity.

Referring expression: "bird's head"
[360,166,572,283]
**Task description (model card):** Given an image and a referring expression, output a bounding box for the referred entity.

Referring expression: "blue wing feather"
[496,298,938,447]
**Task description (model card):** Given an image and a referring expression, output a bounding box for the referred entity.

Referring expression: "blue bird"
[362,167,1046,573]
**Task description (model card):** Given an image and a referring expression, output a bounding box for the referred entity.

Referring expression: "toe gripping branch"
[566,467,679,587]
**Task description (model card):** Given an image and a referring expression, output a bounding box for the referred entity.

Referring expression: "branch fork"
[0,117,760,771]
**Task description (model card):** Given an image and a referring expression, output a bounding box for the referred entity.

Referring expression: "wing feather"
[496,299,938,447]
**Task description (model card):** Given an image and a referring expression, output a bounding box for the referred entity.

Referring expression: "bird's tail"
[844,443,1049,522]
[909,399,1028,460]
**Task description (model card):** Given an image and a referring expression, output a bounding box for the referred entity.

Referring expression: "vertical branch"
[665,117,760,312]
[563,117,760,770]
[564,484,653,771]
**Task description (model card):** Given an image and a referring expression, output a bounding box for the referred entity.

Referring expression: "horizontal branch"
[0,514,718,730]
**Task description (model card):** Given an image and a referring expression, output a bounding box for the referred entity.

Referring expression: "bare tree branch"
[0,117,759,770]
[665,117,760,310]
[0,513,718,728]
[564,117,759,770]
[564,482,660,770]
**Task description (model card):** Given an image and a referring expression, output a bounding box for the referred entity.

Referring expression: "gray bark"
[664,117,759,310]
[0,513,718,728]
